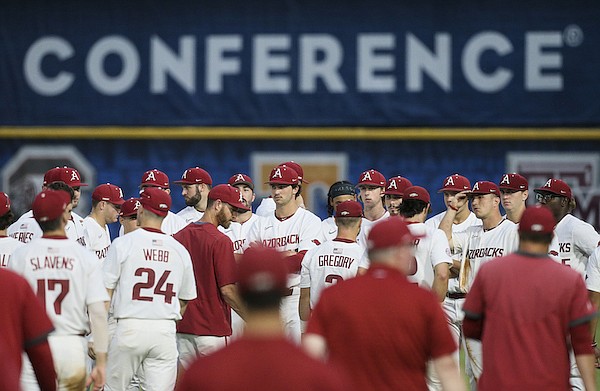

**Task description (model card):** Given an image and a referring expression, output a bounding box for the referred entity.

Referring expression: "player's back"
[407,222,451,288]
[7,210,41,244]
[105,228,196,320]
[10,237,107,336]
[554,213,600,275]
[0,236,24,268]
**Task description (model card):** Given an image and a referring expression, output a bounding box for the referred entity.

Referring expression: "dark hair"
[0,210,15,230]
[399,199,428,218]
[519,231,553,245]
[294,184,302,198]
[335,216,361,229]
[39,218,63,233]
[47,181,75,201]
[92,199,101,209]
[241,291,282,311]
[327,181,355,217]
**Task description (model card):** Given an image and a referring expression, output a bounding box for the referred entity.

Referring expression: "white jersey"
[104,228,197,320]
[83,216,112,261]
[255,197,276,217]
[66,211,89,248]
[321,217,337,242]
[552,214,600,276]
[453,219,519,292]
[407,222,452,288]
[177,206,204,224]
[219,213,262,254]
[119,210,188,237]
[586,247,600,293]
[247,207,325,287]
[0,235,24,268]
[10,237,109,336]
[7,210,42,243]
[299,238,368,308]
[356,212,390,251]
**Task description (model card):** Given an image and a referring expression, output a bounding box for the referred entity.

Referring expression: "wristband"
[592,341,598,348]
[449,205,459,212]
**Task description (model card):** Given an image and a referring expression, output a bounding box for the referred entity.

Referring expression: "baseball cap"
[92,183,125,205]
[228,173,254,190]
[139,187,171,217]
[534,179,573,199]
[140,169,170,189]
[280,161,309,184]
[208,184,251,211]
[498,173,528,191]
[357,169,386,187]
[46,166,88,187]
[403,186,431,203]
[335,200,363,218]
[32,189,71,223]
[238,246,289,295]
[173,167,213,186]
[519,206,556,234]
[120,198,140,217]
[328,181,355,199]
[0,192,11,216]
[384,176,413,196]
[470,181,500,196]
[266,166,299,186]
[367,216,422,251]
[438,174,471,193]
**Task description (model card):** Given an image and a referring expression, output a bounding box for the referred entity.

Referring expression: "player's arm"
[438,191,469,248]
[432,263,450,302]
[87,301,108,390]
[572,322,597,391]
[431,354,467,391]
[220,284,247,320]
[179,299,190,317]
[299,287,311,322]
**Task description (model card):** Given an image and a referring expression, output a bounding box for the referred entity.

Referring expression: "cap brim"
[437,187,468,193]
[265,180,296,185]
[231,181,254,190]
[173,180,197,185]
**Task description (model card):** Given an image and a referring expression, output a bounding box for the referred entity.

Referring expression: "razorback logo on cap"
[445,176,455,187]
[387,180,397,190]
[146,171,156,182]
[271,168,283,179]
[361,171,372,182]
[234,174,245,182]
[340,211,350,216]
[408,192,419,198]
[500,174,511,186]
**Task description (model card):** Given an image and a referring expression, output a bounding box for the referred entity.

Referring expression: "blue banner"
[1,0,599,126]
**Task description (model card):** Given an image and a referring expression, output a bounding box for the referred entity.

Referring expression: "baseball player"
[0,192,24,268]
[83,184,125,261]
[118,198,140,235]
[119,169,187,236]
[247,165,325,343]
[355,169,389,250]
[299,200,367,324]
[10,189,109,391]
[103,187,197,391]
[585,247,600,368]
[255,161,307,217]
[175,167,213,224]
[383,175,413,216]
[173,184,249,368]
[439,180,519,390]
[321,181,357,242]
[498,173,528,223]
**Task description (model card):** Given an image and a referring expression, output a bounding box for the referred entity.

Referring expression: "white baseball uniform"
[586,247,600,293]
[255,197,276,217]
[103,227,197,391]
[356,213,390,250]
[247,207,325,343]
[177,206,203,224]
[452,218,519,390]
[67,211,89,248]
[551,214,600,276]
[321,217,337,242]
[7,211,42,243]
[406,223,452,288]
[119,210,187,237]
[299,238,368,309]
[83,216,111,261]
[10,236,109,391]
[0,235,24,268]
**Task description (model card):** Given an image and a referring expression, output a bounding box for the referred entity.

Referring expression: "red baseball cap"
[46,166,88,187]
[357,169,386,187]
[384,176,413,196]
[228,173,254,190]
[470,181,500,196]
[335,200,363,218]
[173,167,213,186]
[139,187,171,217]
[498,173,528,191]
[140,169,170,189]
[280,161,309,184]
[367,216,422,251]
[266,166,299,186]
[208,184,251,211]
[32,189,71,223]
[534,178,573,199]
[120,198,140,217]
[438,174,471,193]
[92,183,125,205]
[238,246,289,295]
[403,186,431,203]
[519,206,556,234]
[0,192,11,216]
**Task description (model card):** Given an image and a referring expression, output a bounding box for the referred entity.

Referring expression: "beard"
[185,192,202,207]
[217,207,231,229]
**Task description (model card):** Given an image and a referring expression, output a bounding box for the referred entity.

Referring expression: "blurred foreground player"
[463,206,597,391]
[176,246,352,391]
[303,217,465,391]
[0,191,23,268]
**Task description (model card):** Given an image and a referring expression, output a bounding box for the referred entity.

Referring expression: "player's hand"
[87,342,96,360]
[594,344,600,369]
[448,190,470,211]
[86,364,106,390]
[281,250,298,257]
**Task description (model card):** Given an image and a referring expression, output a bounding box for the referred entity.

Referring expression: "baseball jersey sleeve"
[569,275,597,327]
[357,248,369,269]
[573,222,600,258]
[84,253,110,305]
[177,245,197,301]
[103,239,123,290]
[430,229,452,267]
[299,247,317,289]
[213,237,238,288]
[586,248,600,292]
[297,213,325,252]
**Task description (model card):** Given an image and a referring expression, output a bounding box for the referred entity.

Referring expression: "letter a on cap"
[500,174,510,185]
[146,171,156,182]
[445,176,455,186]
[235,174,245,182]
[473,182,480,191]
[71,171,80,181]
[543,179,552,188]
[272,168,283,179]
[388,179,397,190]
[362,171,372,182]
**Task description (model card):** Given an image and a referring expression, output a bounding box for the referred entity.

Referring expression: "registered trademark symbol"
[563,25,584,47]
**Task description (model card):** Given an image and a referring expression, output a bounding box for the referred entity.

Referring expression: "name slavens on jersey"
[466,248,504,259]
[30,256,74,270]
[261,234,299,249]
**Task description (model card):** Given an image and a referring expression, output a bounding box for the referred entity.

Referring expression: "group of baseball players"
[0,162,598,391]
